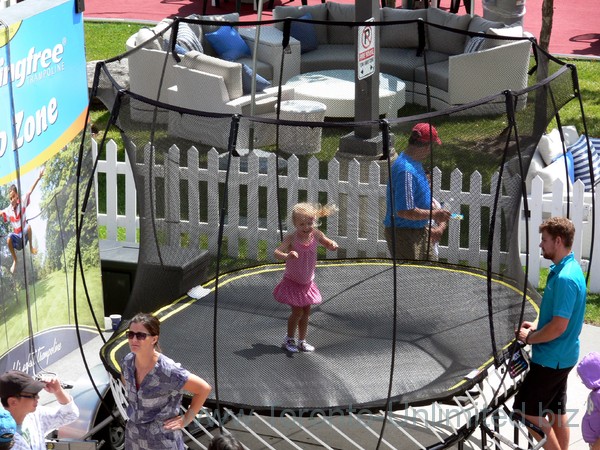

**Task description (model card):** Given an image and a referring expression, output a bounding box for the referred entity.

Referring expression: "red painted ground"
[83,0,599,56]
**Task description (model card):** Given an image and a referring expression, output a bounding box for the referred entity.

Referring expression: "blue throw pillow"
[241,64,271,95]
[205,26,251,61]
[290,13,319,54]
[551,151,575,184]
[568,134,600,191]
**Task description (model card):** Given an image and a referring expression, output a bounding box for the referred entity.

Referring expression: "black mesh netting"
[92,15,593,418]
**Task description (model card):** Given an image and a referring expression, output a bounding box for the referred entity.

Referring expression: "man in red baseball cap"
[411,122,442,145]
[0,371,78,450]
[384,123,450,260]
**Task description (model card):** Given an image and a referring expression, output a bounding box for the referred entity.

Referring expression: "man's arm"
[397,208,451,223]
[518,316,569,344]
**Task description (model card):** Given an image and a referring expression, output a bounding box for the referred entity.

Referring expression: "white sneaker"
[282,338,299,353]
[298,341,315,352]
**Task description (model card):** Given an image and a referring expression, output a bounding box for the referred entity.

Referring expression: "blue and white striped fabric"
[568,134,600,191]
[175,22,203,53]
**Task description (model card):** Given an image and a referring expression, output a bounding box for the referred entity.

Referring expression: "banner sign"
[0,0,88,184]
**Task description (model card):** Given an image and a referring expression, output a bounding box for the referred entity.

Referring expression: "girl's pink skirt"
[273,277,322,307]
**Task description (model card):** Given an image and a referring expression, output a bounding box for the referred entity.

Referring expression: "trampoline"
[101,259,539,414]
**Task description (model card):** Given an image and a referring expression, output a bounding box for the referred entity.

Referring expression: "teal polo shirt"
[532,252,587,369]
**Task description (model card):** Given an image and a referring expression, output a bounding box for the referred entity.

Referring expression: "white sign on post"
[357,18,375,80]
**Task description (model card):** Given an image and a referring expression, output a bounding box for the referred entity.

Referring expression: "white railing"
[92,139,599,292]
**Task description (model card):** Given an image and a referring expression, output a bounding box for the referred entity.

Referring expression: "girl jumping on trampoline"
[274,202,338,353]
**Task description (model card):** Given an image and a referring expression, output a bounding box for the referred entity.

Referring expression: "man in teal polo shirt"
[384,123,451,260]
[514,216,587,450]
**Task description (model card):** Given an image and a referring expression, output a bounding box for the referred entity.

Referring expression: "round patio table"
[285,69,406,119]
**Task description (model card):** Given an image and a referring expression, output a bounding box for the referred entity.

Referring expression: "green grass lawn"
[0,268,103,355]
[84,21,600,325]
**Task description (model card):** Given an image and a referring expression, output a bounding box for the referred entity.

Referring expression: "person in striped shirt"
[1,167,44,274]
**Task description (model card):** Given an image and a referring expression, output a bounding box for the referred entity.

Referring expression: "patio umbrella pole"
[248,0,264,151]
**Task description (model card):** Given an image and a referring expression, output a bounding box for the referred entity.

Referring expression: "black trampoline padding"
[101,259,539,413]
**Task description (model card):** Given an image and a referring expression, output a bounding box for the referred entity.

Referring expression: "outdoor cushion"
[175,22,203,53]
[327,2,357,45]
[192,12,240,35]
[290,13,319,54]
[136,27,163,50]
[526,150,572,193]
[380,8,427,49]
[205,26,251,61]
[481,25,523,50]
[464,15,504,51]
[180,51,243,100]
[569,134,600,191]
[414,60,449,92]
[551,151,575,184]
[241,64,271,94]
[273,4,328,45]
[464,36,486,53]
[561,125,579,147]
[537,128,564,166]
[426,7,470,55]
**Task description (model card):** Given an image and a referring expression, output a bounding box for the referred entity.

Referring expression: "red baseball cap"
[412,123,442,145]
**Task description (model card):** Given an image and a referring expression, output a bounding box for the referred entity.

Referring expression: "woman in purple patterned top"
[121,313,211,450]
[273,202,338,353]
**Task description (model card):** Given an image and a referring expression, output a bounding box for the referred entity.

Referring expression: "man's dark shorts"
[513,362,573,417]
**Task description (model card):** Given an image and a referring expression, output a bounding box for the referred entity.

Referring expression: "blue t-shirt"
[383,152,431,228]
[532,252,587,369]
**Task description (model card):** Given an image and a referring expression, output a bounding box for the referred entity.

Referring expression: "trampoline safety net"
[89,13,593,446]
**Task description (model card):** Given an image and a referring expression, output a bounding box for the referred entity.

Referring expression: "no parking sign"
[357,18,375,80]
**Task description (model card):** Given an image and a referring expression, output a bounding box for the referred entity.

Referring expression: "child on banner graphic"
[1,167,44,274]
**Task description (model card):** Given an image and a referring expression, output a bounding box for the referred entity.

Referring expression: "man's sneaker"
[282,338,299,353]
[298,341,315,352]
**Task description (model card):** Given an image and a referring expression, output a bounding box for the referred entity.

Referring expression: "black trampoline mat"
[103,260,538,412]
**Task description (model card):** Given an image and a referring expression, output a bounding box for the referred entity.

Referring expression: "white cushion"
[569,135,600,191]
[136,27,163,50]
[537,128,563,166]
[526,150,572,194]
[561,125,579,147]
[482,25,523,50]
[180,51,243,100]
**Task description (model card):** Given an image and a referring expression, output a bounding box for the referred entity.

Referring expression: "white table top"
[280,99,327,114]
[285,70,406,118]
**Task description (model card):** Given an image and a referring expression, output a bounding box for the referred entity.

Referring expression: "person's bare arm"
[274,234,296,260]
[317,230,338,251]
[27,167,45,198]
[517,316,569,344]
[163,374,211,430]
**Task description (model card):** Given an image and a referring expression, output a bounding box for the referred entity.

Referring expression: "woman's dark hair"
[129,313,161,351]
[207,434,244,450]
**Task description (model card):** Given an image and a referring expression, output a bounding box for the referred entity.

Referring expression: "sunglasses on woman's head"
[126,331,152,340]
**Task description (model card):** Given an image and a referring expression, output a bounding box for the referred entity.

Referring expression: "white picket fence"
[92,139,600,292]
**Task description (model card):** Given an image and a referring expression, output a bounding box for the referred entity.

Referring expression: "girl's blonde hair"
[291,202,338,224]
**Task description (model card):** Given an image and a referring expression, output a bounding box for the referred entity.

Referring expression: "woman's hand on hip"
[163,414,186,431]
